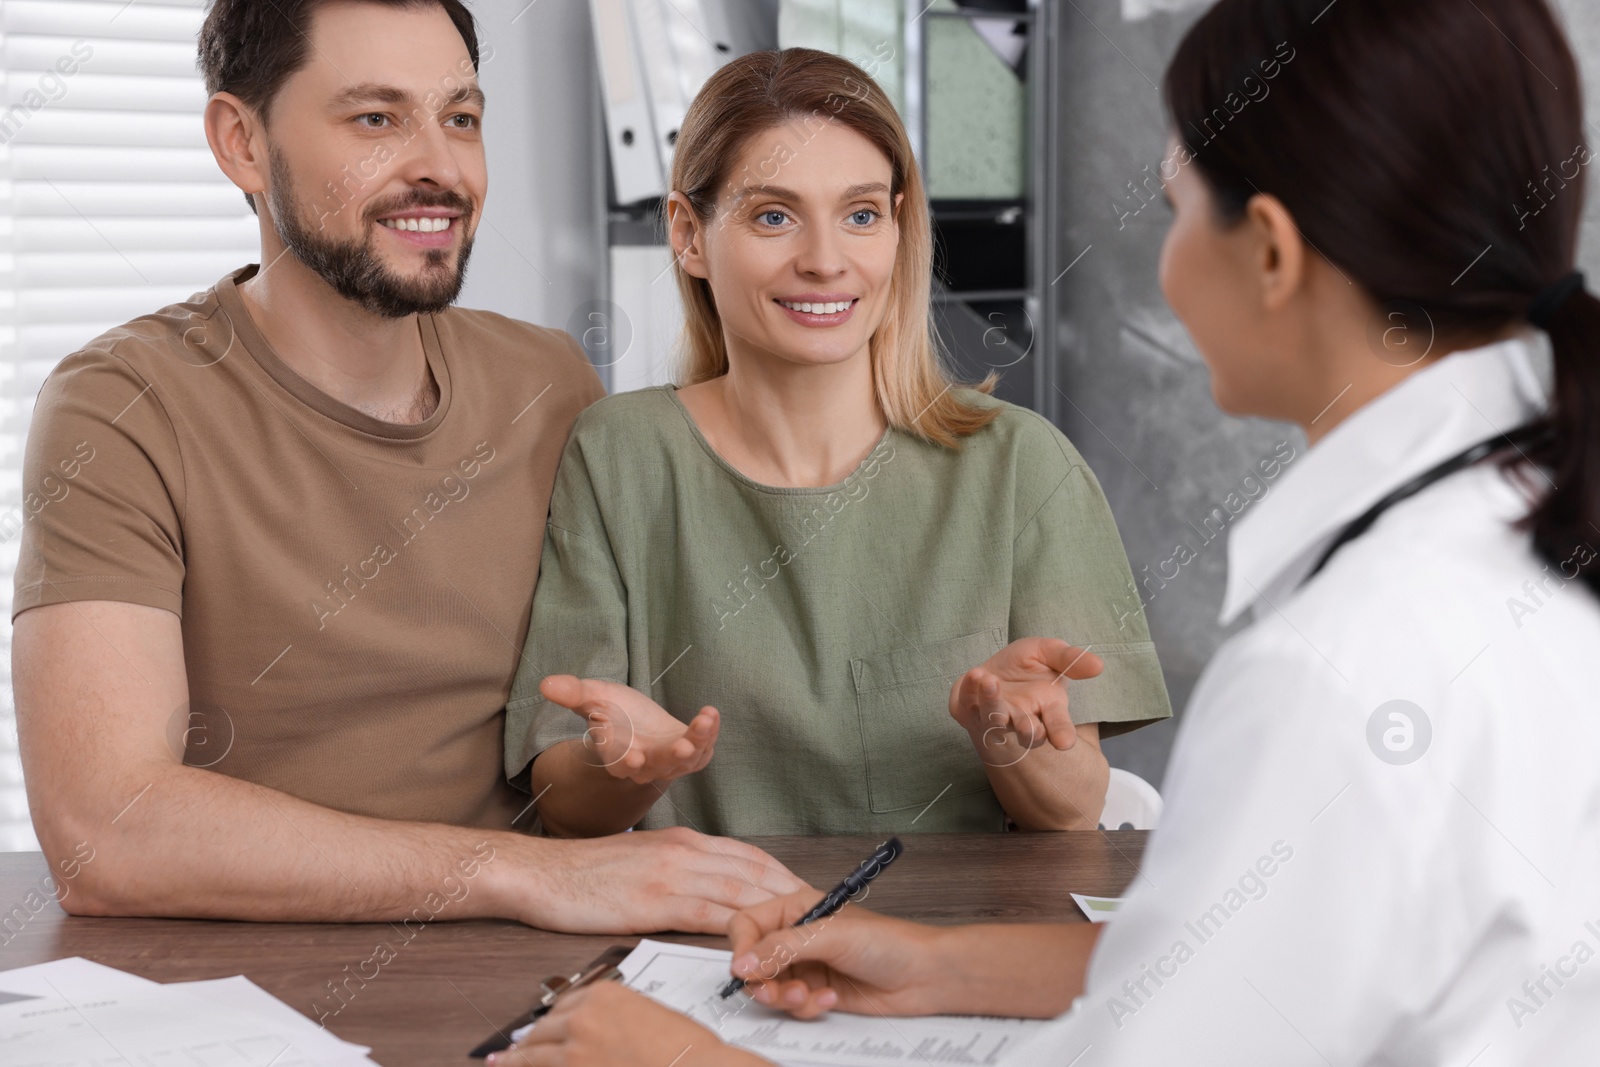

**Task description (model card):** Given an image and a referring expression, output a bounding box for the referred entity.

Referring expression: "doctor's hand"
[949,638,1104,754]
[725,890,947,1020]
[539,675,719,786]
[492,981,765,1067]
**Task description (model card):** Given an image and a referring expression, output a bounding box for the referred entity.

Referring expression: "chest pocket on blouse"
[850,627,1005,814]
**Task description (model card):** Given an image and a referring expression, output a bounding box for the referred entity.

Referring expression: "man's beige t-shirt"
[14,265,604,829]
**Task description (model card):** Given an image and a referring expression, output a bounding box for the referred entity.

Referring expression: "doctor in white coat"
[499,0,1600,1064]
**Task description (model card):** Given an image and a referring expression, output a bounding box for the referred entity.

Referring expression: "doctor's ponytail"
[1523,280,1600,593]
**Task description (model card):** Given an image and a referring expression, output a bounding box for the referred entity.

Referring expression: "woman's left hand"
[949,637,1104,753]
[490,982,759,1067]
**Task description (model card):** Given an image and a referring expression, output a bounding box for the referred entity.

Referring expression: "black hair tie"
[1527,271,1587,329]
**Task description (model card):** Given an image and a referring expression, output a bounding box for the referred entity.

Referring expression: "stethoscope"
[1301,423,1549,585]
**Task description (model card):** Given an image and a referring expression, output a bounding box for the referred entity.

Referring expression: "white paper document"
[0,957,159,1001]
[0,957,376,1067]
[621,940,1046,1067]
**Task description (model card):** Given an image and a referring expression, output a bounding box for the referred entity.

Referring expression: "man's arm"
[15,601,803,931]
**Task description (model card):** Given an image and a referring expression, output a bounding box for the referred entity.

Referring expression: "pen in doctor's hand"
[718,836,905,999]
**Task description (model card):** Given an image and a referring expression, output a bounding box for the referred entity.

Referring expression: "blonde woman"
[503,49,1170,838]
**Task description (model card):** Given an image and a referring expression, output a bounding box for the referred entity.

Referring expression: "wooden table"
[0,832,1146,1065]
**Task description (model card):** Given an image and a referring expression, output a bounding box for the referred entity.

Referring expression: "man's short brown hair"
[198,0,481,120]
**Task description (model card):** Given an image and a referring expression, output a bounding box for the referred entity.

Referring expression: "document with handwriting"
[621,940,1045,1067]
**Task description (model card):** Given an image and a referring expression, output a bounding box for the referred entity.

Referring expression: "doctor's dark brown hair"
[1165,0,1600,594]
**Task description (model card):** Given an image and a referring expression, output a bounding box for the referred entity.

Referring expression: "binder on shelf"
[700,0,780,61]
[588,0,666,204]
[591,0,773,206]
[628,0,717,184]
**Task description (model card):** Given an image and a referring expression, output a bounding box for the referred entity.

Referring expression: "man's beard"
[268,148,476,318]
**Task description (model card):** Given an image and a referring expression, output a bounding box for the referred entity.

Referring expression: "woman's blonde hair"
[669,48,999,448]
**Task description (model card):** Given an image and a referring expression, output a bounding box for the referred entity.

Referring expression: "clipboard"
[467,945,633,1058]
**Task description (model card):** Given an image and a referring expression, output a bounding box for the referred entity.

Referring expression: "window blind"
[0,0,257,850]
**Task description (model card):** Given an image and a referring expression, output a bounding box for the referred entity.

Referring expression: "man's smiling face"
[259,1,487,317]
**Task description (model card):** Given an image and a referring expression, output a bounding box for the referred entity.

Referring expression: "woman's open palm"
[539,675,719,786]
[949,637,1103,753]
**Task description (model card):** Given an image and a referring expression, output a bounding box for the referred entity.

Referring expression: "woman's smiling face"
[670,119,901,372]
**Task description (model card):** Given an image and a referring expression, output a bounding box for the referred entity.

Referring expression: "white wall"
[457,0,604,336]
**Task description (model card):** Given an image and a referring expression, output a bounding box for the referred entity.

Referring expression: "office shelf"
[908,0,1059,420]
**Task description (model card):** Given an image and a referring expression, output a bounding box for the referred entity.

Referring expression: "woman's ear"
[204,92,268,209]
[1245,192,1307,313]
[666,192,710,280]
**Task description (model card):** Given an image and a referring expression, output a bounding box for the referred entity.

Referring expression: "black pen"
[718,836,904,999]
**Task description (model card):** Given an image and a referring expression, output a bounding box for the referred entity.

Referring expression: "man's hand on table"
[507,827,809,935]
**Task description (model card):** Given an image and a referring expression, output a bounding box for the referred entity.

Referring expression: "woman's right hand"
[726,891,949,1019]
[539,675,719,786]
